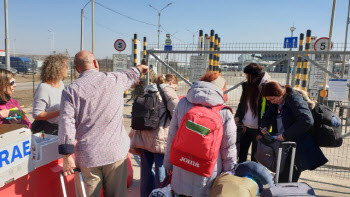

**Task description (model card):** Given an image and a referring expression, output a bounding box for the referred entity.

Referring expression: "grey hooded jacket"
[163,81,237,197]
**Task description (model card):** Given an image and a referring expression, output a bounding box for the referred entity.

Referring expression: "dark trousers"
[238,127,260,163]
[278,148,302,183]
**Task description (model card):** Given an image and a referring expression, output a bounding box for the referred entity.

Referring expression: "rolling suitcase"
[261,142,316,197]
[60,168,87,197]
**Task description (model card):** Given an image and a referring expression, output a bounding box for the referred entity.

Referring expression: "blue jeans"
[140,149,166,197]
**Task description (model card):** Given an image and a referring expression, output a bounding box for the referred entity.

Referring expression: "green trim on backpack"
[186,120,210,136]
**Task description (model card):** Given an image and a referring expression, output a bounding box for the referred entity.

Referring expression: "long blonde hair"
[156,74,178,85]
[0,68,14,101]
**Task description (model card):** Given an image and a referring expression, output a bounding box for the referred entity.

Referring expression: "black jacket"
[260,88,328,171]
[235,82,273,129]
[260,88,314,141]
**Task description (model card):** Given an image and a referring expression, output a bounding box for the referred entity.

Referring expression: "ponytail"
[156,74,178,85]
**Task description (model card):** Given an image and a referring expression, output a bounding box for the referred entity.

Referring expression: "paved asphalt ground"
[21,95,350,197]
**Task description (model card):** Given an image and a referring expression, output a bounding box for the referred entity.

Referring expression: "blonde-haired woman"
[130,74,179,197]
[0,68,31,127]
[32,54,69,135]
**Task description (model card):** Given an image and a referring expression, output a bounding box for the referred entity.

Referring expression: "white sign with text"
[113,54,128,72]
[190,56,207,82]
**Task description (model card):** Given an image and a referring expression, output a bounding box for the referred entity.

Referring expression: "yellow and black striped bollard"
[214,34,219,72]
[295,33,304,88]
[302,30,311,92]
[218,37,221,73]
[143,37,147,60]
[209,30,215,71]
[199,30,203,56]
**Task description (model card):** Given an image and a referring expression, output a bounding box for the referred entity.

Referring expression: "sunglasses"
[9,80,15,86]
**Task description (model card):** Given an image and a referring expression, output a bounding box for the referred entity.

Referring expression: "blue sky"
[1,0,350,58]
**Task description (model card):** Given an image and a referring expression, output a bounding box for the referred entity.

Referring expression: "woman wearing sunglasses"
[0,68,31,127]
[32,54,68,135]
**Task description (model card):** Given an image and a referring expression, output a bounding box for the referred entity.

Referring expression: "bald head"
[74,50,99,72]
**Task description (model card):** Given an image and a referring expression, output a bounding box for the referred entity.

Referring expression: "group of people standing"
[0,50,327,196]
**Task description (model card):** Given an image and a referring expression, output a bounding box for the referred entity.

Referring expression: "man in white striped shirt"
[58,50,148,197]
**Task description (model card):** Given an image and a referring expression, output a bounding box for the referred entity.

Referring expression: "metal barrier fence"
[147,48,350,180]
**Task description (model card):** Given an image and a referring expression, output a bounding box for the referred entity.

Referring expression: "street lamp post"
[286,26,296,85]
[290,26,296,42]
[48,29,55,54]
[186,29,200,45]
[149,3,173,74]
[149,3,173,50]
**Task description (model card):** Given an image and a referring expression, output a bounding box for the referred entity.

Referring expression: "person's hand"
[0,109,10,118]
[167,169,173,175]
[8,117,21,124]
[242,126,247,133]
[277,134,285,141]
[136,64,148,74]
[261,127,269,135]
[63,154,76,176]
[261,130,268,135]
[256,135,262,141]
[234,117,239,125]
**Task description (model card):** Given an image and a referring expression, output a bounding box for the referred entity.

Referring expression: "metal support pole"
[291,53,298,87]
[158,12,160,51]
[92,0,94,54]
[286,54,291,85]
[32,59,35,97]
[4,0,10,70]
[286,54,292,85]
[342,0,350,79]
[323,0,337,90]
[81,9,84,51]
[286,26,296,85]
[146,53,150,87]
[150,53,192,86]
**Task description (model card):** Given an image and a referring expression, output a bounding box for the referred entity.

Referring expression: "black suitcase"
[261,142,316,197]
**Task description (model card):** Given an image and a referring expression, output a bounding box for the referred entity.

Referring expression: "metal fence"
[146,45,350,180]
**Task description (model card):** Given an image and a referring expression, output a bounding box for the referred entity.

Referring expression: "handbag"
[254,134,288,173]
[31,120,58,135]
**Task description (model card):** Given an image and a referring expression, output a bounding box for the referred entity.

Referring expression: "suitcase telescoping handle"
[275,141,297,184]
[60,168,87,197]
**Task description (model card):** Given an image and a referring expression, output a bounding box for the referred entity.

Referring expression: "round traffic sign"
[114,39,126,52]
[314,37,333,51]
[320,89,328,98]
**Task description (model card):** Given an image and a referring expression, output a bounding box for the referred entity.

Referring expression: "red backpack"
[169,104,233,177]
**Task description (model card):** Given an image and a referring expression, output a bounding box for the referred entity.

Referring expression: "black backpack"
[131,86,170,131]
[311,103,343,148]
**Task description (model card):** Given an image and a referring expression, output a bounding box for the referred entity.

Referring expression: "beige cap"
[210,76,226,90]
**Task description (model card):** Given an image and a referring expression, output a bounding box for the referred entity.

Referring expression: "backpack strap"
[194,105,233,114]
[157,85,172,127]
